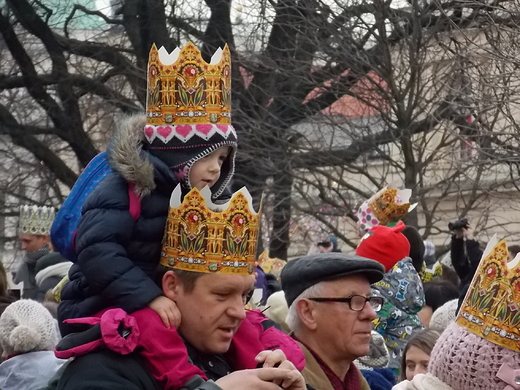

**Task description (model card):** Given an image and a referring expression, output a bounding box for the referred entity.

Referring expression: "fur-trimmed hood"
[106,114,156,198]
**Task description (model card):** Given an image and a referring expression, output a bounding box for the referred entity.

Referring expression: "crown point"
[146,42,233,129]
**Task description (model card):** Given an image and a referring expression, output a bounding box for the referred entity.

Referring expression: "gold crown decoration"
[19,205,55,235]
[357,185,417,232]
[419,261,443,283]
[258,250,286,280]
[456,234,520,352]
[160,185,260,274]
[145,42,235,144]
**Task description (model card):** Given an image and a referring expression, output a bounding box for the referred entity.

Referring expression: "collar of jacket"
[296,341,371,390]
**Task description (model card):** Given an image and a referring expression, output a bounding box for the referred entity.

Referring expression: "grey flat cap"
[280,252,385,307]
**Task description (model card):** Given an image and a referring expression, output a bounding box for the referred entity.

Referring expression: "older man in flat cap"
[281,253,385,390]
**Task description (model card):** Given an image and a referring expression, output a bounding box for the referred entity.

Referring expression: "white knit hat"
[265,291,290,334]
[0,299,59,355]
[429,299,458,332]
[391,373,454,390]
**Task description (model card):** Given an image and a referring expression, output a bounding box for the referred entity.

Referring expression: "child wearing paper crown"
[356,221,425,377]
[58,42,238,335]
[56,42,305,389]
[56,185,306,390]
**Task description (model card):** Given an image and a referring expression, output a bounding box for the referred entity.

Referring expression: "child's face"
[189,146,231,190]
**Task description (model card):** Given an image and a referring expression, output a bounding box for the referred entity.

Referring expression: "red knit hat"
[355,221,410,272]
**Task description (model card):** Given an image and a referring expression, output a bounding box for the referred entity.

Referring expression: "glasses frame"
[308,295,384,312]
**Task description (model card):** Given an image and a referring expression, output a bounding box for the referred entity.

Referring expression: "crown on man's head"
[456,235,520,352]
[358,185,416,232]
[160,185,260,274]
[19,205,55,236]
[145,42,234,144]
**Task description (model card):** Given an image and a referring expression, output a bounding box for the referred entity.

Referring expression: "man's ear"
[162,271,182,301]
[296,298,318,331]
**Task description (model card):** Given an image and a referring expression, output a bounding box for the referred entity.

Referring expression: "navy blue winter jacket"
[58,115,235,335]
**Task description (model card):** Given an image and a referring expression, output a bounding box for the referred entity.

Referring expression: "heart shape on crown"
[157,126,172,141]
[196,124,213,136]
[216,125,229,134]
[175,125,192,139]
[144,126,155,141]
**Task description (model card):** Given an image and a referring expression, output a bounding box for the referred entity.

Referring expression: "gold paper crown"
[456,235,520,352]
[146,42,231,128]
[160,185,260,274]
[258,250,286,279]
[358,186,417,231]
[19,205,55,235]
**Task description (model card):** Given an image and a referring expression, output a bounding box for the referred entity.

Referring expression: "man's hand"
[147,296,181,328]
[255,349,287,368]
[455,223,475,240]
[274,361,306,389]
[215,367,306,390]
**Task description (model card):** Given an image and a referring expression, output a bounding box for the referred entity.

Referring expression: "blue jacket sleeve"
[75,173,162,313]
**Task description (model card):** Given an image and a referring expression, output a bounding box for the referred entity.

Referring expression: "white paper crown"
[19,205,55,235]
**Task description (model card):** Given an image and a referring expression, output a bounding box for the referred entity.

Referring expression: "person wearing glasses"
[281,252,385,390]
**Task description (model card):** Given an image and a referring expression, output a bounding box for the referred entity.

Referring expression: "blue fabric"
[254,266,268,304]
[361,368,395,390]
[58,153,174,335]
[51,152,113,262]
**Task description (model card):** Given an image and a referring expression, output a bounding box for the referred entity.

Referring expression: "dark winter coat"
[450,236,482,286]
[450,236,483,311]
[58,116,182,334]
[55,350,162,390]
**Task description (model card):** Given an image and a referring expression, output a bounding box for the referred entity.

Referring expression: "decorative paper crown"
[160,185,260,274]
[258,250,286,279]
[145,42,235,144]
[19,205,55,235]
[419,261,443,283]
[357,185,417,232]
[456,234,520,352]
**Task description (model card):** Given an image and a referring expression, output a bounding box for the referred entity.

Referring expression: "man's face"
[174,273,255,354]
[310,275,377,363]
[19,234,49,253]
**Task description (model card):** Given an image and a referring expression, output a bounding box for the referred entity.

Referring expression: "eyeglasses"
[308,295,384,312]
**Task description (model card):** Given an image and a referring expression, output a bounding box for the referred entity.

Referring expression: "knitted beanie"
[355,331,390,369]
[265,291,290,334]
[356,221,411,272]
[0,299,59,355]
[428,321,520,390]
[391,373,454,390]
[428,299,458,332]
[143,126,237,200]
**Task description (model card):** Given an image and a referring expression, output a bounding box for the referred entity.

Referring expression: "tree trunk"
[269,162,293,260]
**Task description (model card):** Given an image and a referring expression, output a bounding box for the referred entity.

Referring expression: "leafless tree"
[0,0,519,259]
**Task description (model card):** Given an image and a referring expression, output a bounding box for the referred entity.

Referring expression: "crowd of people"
[1,41,518,390]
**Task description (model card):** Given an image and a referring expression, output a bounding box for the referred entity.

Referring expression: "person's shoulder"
[35,253,68,273]
[55,350,161,390]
